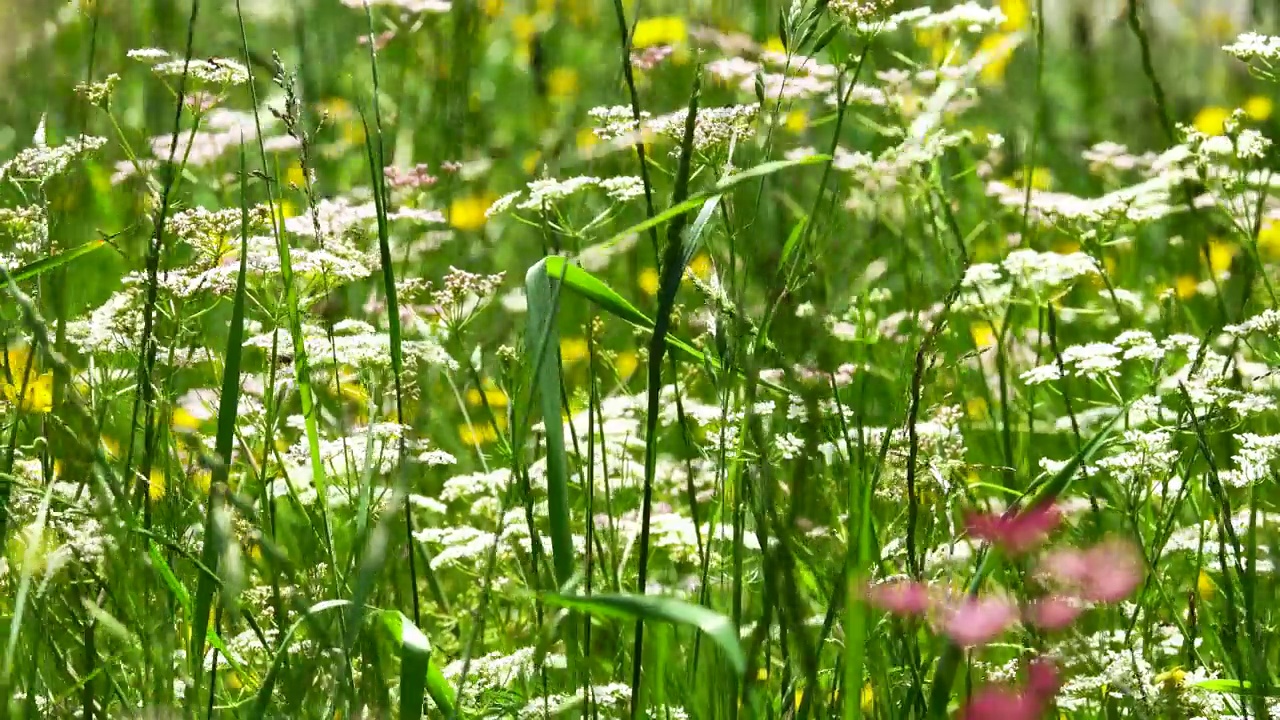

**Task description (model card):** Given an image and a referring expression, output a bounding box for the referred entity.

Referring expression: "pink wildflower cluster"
[864,500,1144,719]
[385,163,438,190]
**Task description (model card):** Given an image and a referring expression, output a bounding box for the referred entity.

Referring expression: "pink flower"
[937,595,1018,647]
[1025,595,1084,631]
[958,657,1060,720]
[1039,537,1143,604]
[864,579,932,617]
[1026,658,1062,698]
[966,501,1062,554]
[958,687,1043,720]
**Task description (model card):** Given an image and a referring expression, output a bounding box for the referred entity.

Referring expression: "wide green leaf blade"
[544,593,746,675]
[383,611,456,718]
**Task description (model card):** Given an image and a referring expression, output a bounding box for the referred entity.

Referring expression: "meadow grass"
[1,0,1280,718]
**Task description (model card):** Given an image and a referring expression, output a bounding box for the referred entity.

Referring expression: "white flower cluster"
[1224,31,1280,63]
[151,57,250,85]
[1225,308,1280,337]
[707,51,837,102]
[959,249,1098,310]
[915,2,1007,33]
[0,134,107,184]
[487,175,646,216]
[588,103,760,154]
[148,108,297,168]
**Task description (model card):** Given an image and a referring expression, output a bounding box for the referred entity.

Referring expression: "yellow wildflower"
[559,337,590,365]
[639,267,660,296]
[1194,105,1231,136]
[632,16,686,48]
[615,350,639,379]
[449,194,496,231]
[576,128,599,152]
[1245,95,1273,122]
[1175,274,1200,299]
[763,37,786,54]
[1000,0,1029,32]
[548,67,579,99]
[466,385,509,408]
[1258,218,1280,258]
[1208,238,1236,275]
[458,421,500,446]
[970,321,997,349]
[784,108,808,133]
[1,346,53,414]
[513,14,538,44]
[1197,569,1215,599]
[147,470,166,501]
[687,254,714,281]
[978,33,1016,84]
[966,396,989,421]
[286,162,307,188]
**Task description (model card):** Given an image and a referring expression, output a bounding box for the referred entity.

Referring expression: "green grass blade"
[189,140,253,700]
[575,155,829,262]
[383,610,457,718]
[5,240,109,284]
[525,259,575,592]
[545,593,746,675]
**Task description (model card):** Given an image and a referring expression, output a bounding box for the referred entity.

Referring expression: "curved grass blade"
[383,610,456,718]
[574,155,829,261]
[249,599,351,719]
[925,408,1126,716]
[545,593,746,675]
[6,240,108,284]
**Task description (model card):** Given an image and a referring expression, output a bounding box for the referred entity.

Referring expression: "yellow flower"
[970,321,997,349]
[687,253,714,281]
[861,682,874,712]
[631,16,686,48]
[522,151,542,176]
[1175,274,1200,299]
[1155,667,1187,689]
[458,422,500,446]
[576,128,599,152]
[1194,106,1232,136]
[548,67,579,99]
[1052,238,1082,254]
[148,470,167,501]
[783,109,808,133]
[449,194,496,231]
[1024,166,1053,191]
[513,14,538,44]
[1208,238,1236,275]
[466,385,509,408]
[286,162,307,188]
[1259,218,1280,258]
[1197,569,1215,599]
[1245,95,1273,122]
[2,346,53,414]
[481,0,503,17]
[978,33,1016,84]
[559,337,590,365]
[1000,0,1029,31]
[966,396,989,421]
[615,350,639,379]
[763,36,786,55]
[172,407,202,435]
[638,267,660,296]
[193,469,213,495]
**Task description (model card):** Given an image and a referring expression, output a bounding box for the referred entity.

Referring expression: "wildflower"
[960,657,1060,720]
[1245,95,1273,121]
[1224,32,1280,63]
[547,67,579,99]
[151,58,251,86]
[1,345,53,414]
[0,129,107,185]
[937,595,1019,647]
[965,501,1061,554]
[631,16,686,49]
[1037,537,1143,603]
[863,579,931,617]
[75,74,120,107]
[449,194,495,230]
[1024,595,1083,630]
[1193,105,1231,136]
